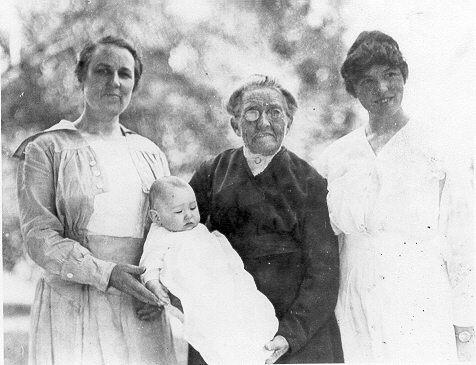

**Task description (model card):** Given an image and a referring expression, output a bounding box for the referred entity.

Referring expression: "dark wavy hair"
[75,36,143,92]
[341,31,408,97]
[226,74,298,120]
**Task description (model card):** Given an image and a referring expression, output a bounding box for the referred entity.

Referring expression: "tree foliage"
[1,0,357,271]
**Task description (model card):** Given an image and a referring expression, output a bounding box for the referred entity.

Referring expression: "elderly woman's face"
[82,44,135,117]
[232,87,291,156]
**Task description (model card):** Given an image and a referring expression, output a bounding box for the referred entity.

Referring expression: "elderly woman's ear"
[285,117,293,132]
[230,117,242,137]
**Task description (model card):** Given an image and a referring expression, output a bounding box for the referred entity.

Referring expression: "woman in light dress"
[318,30,474,362]
[15,36,177,365]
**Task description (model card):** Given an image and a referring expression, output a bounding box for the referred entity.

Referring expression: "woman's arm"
[139,227,171,305]
[275,174,340,356]
[17,141,114,290]
[440,161,475,360]
[17,140,156,304]
[189,161,212,225]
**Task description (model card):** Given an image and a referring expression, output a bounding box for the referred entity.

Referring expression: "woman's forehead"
[363,64,398,77]
[241,87,285,106]
[89,44,135,69]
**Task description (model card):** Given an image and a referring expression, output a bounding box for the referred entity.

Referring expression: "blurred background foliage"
[2,0,358,273]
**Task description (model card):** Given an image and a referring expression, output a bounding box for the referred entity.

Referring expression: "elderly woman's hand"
[109,264,157,305]
[265,335,289,363]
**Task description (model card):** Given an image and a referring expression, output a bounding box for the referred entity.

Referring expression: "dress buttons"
[96,182,104,189]
[66,273,73,279]
[89,160,97,166]
[93,170,101,176]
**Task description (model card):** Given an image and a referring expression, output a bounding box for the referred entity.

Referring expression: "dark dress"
[188,147,343,364]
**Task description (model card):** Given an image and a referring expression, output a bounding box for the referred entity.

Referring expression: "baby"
[140,176,278,365]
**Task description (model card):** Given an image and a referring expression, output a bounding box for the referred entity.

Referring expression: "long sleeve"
[276,175,340,354]
[140,225,171,284]
[439,158,475,326]
[17,141,115,292]
[190,149,342,360]
[189,162,212,227]
[314,145,344,235]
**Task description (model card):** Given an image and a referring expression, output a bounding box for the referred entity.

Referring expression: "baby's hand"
[211,230,225,239]
[146,279,171,307]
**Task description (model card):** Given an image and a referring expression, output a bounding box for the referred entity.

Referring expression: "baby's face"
[156,186,200,232]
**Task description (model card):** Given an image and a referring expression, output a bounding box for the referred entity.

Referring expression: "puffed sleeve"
[17,141,115,292]
[276,173,340,354]
[439,156,475,326]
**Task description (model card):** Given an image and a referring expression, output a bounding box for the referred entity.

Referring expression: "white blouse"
[317,118,474,326]
[87,138,146,238]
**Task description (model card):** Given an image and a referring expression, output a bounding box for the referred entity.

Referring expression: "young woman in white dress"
[318,30,474,362]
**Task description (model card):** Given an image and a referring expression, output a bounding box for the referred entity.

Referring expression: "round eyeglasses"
[244,108,283,122]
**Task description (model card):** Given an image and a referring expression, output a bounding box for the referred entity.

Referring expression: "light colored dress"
[87,138,146,237]
[317,119,474,362]
[15,121,176,365]
[140,223,279,365]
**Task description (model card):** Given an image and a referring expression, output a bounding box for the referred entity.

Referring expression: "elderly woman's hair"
[226,75,298,119]
[341,31,408,97]
[149,176,191,209]
[75,35,143,92]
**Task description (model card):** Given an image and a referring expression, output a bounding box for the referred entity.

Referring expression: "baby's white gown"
[140,223,279,365]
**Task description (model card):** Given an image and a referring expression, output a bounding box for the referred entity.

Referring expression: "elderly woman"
[14,36,177,365]
[187,75,343,364]
[318,31,474,362]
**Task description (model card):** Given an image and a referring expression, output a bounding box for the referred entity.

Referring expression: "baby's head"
[149,176,200,232]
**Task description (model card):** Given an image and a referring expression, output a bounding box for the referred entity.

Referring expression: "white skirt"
[28,235,177,365]
[336,232,457,363]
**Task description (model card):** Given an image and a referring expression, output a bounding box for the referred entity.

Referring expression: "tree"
[1,0,356,271]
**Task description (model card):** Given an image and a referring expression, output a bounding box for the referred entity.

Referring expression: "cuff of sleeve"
[142,268,160,285]
[60,254,116,292]
[91,258,116,292]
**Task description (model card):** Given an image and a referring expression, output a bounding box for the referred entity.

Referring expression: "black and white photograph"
[1,0,474,364]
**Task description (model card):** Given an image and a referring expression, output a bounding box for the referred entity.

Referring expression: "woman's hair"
[226,74,298,120]
[75,35,143,92]
[341,30,408,97]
